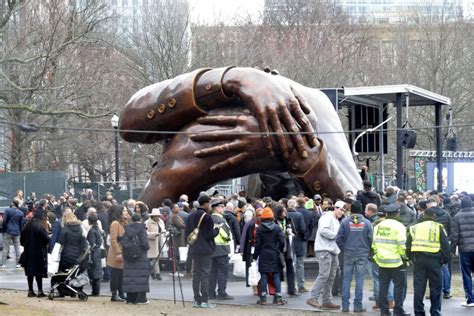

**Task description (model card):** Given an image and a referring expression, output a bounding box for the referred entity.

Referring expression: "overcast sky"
[188,0,265,24]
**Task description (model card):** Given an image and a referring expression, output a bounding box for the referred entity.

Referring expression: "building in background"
[263,0,465,24]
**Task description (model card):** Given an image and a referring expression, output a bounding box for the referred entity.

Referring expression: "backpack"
[120,234,141,261]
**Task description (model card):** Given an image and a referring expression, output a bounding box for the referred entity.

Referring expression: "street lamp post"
[111,115,120,189]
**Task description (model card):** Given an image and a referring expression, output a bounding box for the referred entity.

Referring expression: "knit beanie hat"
[260,207,274,220]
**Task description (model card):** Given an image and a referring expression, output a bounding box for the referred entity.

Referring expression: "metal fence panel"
[0,171,66,206]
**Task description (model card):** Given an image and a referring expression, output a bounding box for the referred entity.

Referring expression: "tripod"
[152,232,185,307]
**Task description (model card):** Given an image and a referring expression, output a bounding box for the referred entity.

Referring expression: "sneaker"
[298,287,309,293]
[461,301,474,307]
[307,298,322,309]
[322,302,341,310]
[273,295,287,306]
[192,301,201,308]
[200,302,216,308]
[136,300,149,305]
[16,264,21,268]
[443,293,452,299]
[354,307,367,313]
[168,272,184,277]
[257,295,267,305]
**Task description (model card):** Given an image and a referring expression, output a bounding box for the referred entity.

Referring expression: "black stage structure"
[321,85,451,192]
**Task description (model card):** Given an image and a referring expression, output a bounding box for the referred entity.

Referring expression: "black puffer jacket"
[58,221,87,271]
[122,222,150,293]
[356,190,381,209]
[451,207,474,253]
[87,225,103,280]
[253,220,285,273]
[223,210,241,247]
[432,206,452,237]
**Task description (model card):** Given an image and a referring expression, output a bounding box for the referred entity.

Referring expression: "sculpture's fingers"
[190,130,240,142]
[268,105,288,158]
[254,106,274,156]
[292,87,312,114]
[289,98,318,147]
[194,141,245,158]
[197,115,239,126]
[280,101,307,156]
[209,152,249,172]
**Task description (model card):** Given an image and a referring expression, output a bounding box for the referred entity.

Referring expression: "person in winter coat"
[223,202,241,252]
[145,208,166,280]
[450,197,474,306]
[185,195,219,308]
[49,207,72,253]
[253,207,286,306]
[421,197,453,299]
[240,208,264,294]
[87,214,103,296]
[122,213,150,305]
[307,201,344,311]
[336,200,373,312]
[286,199,308,293]
[168,203,186,276]
[209,199,234,300]
[107,205,130,302]
[274,203,298,297]
[57,212,87,272]
[20,209,49,297]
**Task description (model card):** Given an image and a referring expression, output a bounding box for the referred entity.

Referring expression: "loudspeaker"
[400,129,417,148]
[446,136,457,151]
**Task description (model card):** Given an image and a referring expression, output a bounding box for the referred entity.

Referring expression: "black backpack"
[120,234,141,261]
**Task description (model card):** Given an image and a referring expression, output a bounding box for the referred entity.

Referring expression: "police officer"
[406,207,450,316]
[209,198,234,300]
[372,204,410,316]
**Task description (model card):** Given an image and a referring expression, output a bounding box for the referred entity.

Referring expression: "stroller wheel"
[78,293,88,301]
[48,291,54,300]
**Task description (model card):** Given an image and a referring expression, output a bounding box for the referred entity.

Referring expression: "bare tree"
[0,0,114,172]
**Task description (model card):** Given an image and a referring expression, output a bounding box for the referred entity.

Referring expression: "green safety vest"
[373,218,407,268]
[409,221,442,253]
[213,213,231,246]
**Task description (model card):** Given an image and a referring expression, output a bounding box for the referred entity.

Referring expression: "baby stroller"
[48,246,91,301]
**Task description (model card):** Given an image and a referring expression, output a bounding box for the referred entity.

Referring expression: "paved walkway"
[0,259,472,315]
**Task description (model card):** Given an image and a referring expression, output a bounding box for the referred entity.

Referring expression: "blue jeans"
[342,256,368,310]
[459,252,474,304]
[371,261,394,301]
[260,272,281,295]
[441,264,451,294]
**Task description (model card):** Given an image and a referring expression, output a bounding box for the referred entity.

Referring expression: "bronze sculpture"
[119,67,361,208]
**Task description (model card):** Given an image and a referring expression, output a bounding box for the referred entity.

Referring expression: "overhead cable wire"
[0,120,472,136]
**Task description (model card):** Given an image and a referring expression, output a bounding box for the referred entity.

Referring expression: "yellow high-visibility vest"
[409,221,442,253]
[373,218,407,268]
[212,213,231,246]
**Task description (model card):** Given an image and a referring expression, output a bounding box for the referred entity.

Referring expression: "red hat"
[260,207,274,220]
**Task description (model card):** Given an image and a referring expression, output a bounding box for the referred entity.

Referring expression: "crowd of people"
[1,185,473,314]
